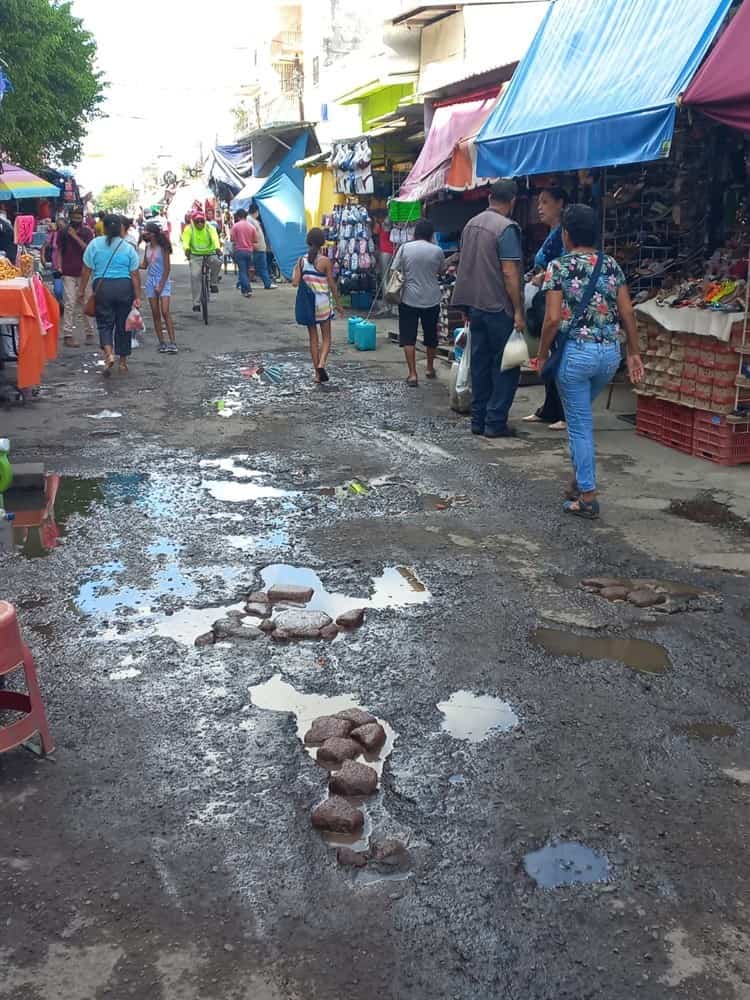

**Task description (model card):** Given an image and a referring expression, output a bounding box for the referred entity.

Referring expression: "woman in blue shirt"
[79,214,142,375]
[523,187,568,429]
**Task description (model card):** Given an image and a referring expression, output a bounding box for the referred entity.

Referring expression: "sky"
[71,0,265,196]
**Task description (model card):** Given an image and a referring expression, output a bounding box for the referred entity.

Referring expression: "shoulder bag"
[84,238,125,317]
[294,256,317,327]
[541,252,604,384]
[384,248,405,304]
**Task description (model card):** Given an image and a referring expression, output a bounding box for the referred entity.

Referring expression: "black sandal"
[563,497,600,519]
[317,367,330,383]
[406,377,419,387]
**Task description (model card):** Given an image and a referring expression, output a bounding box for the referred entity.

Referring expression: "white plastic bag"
[450,326,472,413]
[500,328,530,372]
[125,306,145,333]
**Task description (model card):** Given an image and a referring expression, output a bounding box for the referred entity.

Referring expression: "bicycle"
[200,256,211,325]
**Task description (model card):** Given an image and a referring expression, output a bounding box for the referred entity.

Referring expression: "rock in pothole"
[337,847,369,868]
[320,623,340,640]
[370,837,409,867]
[271,628,292,643]
[212,618,238,639]
[336,708,377,727]
[351,722,387,753]
[317,737,362,767]
[311,796,364,834]
[244,602,269,618]
[581,577,623,591]
[329,759,378,796]
[194,631,215,647]
[246,591,271,606]
[259,619,276,632]
[336,607,366,629]
[599,585,630,601]
[273,609,332,638]
[304,716,355,745]
[268,584,314,604]
[627,589,667,608]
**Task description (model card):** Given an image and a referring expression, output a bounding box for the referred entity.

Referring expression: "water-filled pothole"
[674,722,737,741]
[3,474,104,559]
[532,627,670,674]
[438,691,519,742]
[524,841,610,888]
[200,457,297,504]
[259,564,430,619]
[249,674,397,852]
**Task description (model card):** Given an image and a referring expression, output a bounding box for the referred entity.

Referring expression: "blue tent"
[476,0,733,178]
[230,133,309,280]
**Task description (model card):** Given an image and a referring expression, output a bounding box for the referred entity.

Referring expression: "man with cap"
[181,210,222,313]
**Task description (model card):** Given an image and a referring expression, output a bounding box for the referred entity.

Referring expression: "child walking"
[142,221,177,353]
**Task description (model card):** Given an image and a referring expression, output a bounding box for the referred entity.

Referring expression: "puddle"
[249,674,397,852]
[86,410,122,420]
[438,690,519,742]
[203,480,295,503]
[674,722,737,741]
[109,667,142,680]
[259,564,430,620]
[4,474,104,559]
[669,495,750,537]
[225,529,289,552]
[524,841,610,888]
[532,627,670,675]
[75,549,198,616]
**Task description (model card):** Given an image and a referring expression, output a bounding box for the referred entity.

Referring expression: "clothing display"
[321,204,376,295]
[332,140,373,195]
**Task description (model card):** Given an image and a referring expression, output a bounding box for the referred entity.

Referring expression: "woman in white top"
[392,218,446,386]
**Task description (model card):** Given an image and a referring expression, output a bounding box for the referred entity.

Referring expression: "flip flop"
[406,377,419,387]
[425,370,437,380]
[563,498,600,519]
[317,367,330,383]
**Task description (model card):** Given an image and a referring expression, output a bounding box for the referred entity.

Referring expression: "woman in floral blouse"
[538,204,644,519]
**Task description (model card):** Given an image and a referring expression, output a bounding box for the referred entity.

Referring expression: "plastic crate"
[693,410,750,466]
[635,395,664,442]
[661,401,694,454]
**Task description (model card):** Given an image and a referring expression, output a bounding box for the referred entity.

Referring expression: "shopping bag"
[450,325,472,412]
[384,267,405,304]
[125,306,145,333]
[500,328,530,372]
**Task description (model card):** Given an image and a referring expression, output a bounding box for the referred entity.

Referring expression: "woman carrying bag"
[537,205,644,519]
[292,228,343,384]
[79,214,142,375]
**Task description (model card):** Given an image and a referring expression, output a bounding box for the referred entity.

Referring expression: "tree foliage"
[0,0,104,169]
[96,185,131,213]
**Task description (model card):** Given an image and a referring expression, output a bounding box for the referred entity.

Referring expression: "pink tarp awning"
[398,96,498,202]
[683,2,750,132]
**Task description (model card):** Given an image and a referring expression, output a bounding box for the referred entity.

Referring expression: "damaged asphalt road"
[1,266,750,1000]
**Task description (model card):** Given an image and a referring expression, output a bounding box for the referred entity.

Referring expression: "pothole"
[523,841,610,888]
[2,474,104,559]
[532,627,671,674]
[579,576,719,614]
[199,456,298,504]
[674,722,737,741]
[669,495,750,536]
[438,691,519,742]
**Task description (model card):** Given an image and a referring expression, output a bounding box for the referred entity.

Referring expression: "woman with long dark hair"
[142,221,177,353]
[79,213,142,375]
[292,227,343,383]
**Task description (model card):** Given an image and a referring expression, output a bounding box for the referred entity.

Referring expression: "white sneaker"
[267,283,278,289]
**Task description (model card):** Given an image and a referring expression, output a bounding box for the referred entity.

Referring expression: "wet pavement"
[1,266,750,999]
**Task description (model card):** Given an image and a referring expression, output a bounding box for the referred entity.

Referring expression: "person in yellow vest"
[181,211,222,312]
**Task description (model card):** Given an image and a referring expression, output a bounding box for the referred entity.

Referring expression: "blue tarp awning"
[476,0,733,178]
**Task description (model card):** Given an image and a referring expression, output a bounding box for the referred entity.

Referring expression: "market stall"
[0,274,59,393]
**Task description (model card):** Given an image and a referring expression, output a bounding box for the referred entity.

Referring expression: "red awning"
[398,95,499,202]
[684,2,750,132]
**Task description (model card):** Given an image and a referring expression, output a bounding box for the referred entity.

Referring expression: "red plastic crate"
[693,410,750,465]
[661,401,695,454]
[635,395,664,442]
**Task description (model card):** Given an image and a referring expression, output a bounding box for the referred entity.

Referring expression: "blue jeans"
[253,250,272,289]
[469,308,520,432]
[556,339,621,493]
[234,250,253,294]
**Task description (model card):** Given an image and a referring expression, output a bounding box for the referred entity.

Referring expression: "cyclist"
[181,210,222,313]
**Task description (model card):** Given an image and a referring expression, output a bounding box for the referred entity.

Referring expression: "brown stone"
[336,708,377,727]
[627,589,667,608]
[337,847,369,868]
[316,737,362,767]
[226,609,246,620]
[311,796,364,834]
[267,584,314,604]
[271,628,292,643]
[329,759,378,797]
[320,624,340,640]
[212,618,237,639]
[304,716,354,745]
[580,577,623,591]
[350,722,387,754]
[244,602,269,618]
[336,607,366,629]
[370,837,408,865]
[246,591,270,605]
[259,619,276,632]
[228,624,263,641]
[599,585,630,601]
[194,631,215,647]
[273,609,332,638]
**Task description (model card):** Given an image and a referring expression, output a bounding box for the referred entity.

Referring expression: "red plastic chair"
[0,600,53,755]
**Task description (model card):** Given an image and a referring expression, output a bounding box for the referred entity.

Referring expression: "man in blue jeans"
[452,179,525,437]
[249,204,278,290]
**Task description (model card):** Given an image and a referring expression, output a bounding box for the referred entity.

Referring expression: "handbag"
[384,249,405,304]
[294,257,317,327]
[84,238,124,317]
[541,252,604,384]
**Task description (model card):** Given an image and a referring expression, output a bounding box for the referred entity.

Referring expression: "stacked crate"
[636,315,750,464]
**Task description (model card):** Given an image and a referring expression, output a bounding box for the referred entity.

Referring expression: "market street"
[1,268,750,999]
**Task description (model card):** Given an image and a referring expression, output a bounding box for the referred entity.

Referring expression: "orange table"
[0,279,59,389]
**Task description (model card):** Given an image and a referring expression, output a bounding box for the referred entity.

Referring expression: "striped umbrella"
[0,162,60,201]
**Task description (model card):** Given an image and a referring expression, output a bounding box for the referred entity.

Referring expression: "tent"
[476,0,733,178]
[683,1,750,132]
[230,133,309,280]
[397,96,499,202]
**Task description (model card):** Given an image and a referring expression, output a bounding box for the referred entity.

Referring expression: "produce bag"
[125,306,145,333]
[450,326,472,413]
[500,328,530,372]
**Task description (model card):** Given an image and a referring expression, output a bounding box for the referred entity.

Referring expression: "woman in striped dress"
[292,228,343,383]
